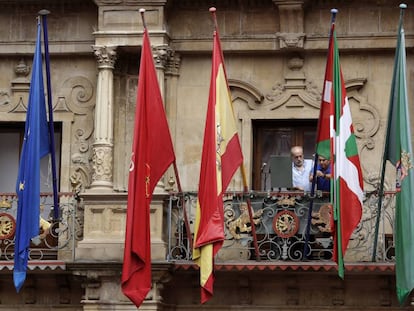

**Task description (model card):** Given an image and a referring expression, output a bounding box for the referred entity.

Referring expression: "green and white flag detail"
[316,10,364,279]
[381,4,414,305]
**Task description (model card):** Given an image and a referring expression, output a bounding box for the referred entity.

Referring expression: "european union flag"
[14,19,50,292]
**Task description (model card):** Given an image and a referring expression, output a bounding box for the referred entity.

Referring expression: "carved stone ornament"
[93,46,117,69]
[277,33,305,49]
[153,45,174,70]
[91,145,113,183]
[266,56,321,109]
[165,53,181,76]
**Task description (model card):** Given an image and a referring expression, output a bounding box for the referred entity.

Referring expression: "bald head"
[291,146,304,167]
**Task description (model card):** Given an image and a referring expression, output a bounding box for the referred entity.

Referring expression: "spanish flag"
[193,14,243,303]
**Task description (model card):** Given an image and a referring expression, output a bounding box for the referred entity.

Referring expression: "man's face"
[292,150,304,167]
[318,157,330,169]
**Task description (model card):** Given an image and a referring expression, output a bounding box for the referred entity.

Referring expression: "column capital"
[165,53,181,76]
[92,45,118,69]
[152,44,174,71]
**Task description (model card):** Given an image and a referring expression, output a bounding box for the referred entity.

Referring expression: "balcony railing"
[0,190,395,265]
[166,191,396,264]
[0,193,83,262]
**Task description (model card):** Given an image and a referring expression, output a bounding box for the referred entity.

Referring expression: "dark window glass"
[253,120,317,190]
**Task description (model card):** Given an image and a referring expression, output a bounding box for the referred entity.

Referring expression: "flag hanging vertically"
[381,4,414,305]
[14,18,50,292]
[121,27,176,308]
[316,9,363,278]
[193,9,244,303]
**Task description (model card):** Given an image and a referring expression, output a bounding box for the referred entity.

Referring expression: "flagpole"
[372,4,407,262]
[139,8,147,29]
[212,8,261,261]
[302,153,319,259]
[173,161,194,250]
[303,9,338,260]
[140,8,193,251]
[39,9,59,221]
[372,136,388,261]
[209,7,261,261]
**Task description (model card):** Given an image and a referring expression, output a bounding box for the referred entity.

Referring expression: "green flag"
[383,4,414,305]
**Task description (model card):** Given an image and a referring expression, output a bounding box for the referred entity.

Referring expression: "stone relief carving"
[165,53,181,76]
[265,57,321,109]
[2,59,30,112]
[0,91,10,107]
[344,78,381,190]
[93,46,117,69]
[277,33,306,49]
[58,76,95,192]
[59,76,95,114]
[91,145,113,183]
[229,79,264,110]
[153,45,174,70]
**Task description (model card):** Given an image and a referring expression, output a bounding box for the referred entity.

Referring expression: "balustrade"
[0,191,395,266]
[167,191,396,264]
[0,193,82,262]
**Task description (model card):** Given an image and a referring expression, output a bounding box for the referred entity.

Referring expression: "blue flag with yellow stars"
[14,19,50,292]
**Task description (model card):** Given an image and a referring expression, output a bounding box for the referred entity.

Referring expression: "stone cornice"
[171,34,414,53]
[93,0,167,6]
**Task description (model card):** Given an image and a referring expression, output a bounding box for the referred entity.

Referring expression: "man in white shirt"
[291,146,312,192]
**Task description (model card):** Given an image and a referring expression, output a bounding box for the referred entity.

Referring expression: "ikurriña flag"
[121,28,175,308]
[316,10,363,279]
[14,18,51,292]
[193,12,244,303]
[382,4,414,305]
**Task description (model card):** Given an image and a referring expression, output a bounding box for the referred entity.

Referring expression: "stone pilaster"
[90,45,117,191]
[152,44,176,194]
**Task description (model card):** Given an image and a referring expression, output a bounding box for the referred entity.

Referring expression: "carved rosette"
[91,145,113,184]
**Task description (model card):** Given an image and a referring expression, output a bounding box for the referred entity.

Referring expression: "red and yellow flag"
[121,28,175,308]
[193,25,243,303]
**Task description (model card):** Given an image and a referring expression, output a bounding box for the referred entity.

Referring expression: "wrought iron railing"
[0,190,395,265]
[0,193,83,262]
[166,191,396,263]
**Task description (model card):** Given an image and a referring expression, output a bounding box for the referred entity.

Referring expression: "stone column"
[164,51,181,192]
[152,44,175,194]
[90,45,117,191]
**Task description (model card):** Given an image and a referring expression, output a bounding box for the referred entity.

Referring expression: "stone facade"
[0,0,413,309]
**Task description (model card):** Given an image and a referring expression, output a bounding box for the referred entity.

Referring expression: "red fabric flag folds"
[121,29,175,308]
